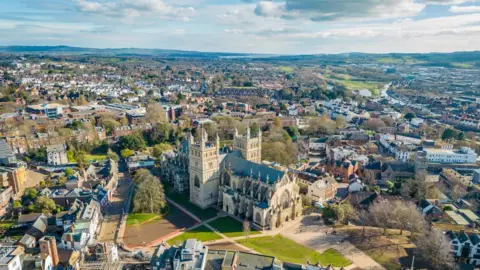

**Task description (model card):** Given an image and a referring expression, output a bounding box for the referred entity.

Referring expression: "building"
[0,246,22,270]
[447,230,480,266]
[39,236,59,267]
[423,146,477,164]
[46,144,68,166]
[126,153,155,171]
[308,176,338,203]
[163,128,302,230]
[27,103,66,119]
[151,239,342,270]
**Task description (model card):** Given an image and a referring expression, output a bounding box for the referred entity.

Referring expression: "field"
[237,235,351,267]
[126,213,163,226]
[167,225,222,246]
[86,154,108,162]
[320,69,381,95]
[279,66,294,73]
[208,216,261,238]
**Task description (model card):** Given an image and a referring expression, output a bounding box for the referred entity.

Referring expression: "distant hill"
[0,46,478,68]
[0,45,257,58]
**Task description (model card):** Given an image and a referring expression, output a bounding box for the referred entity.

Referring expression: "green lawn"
[208,216,261,238]
[0,221,16,230]
[167,225,222,246]
[86,154,108,162]
[165,184,218,220]
[279,66,294,73]
[237,235,351,267]
[126,213,162,226]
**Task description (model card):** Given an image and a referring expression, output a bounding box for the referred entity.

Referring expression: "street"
[98,162,133,243]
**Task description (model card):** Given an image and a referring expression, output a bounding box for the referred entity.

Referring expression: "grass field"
[451,62,474,69]
[126,213,163,226]
[208,216,261,238]
[279,66,294,73]
[165,183,218,220]
[86,154,108,162]
[167,225,222,246]
[237,235,351,267]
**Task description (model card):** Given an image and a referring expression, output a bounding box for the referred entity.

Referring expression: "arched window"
[194,175,200,188]
[280,190,290,209]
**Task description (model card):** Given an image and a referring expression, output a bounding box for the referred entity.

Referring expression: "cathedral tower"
[188,128,221,208]
[233,127,262,163]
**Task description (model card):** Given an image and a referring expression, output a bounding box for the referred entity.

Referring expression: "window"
[194,176,200,188]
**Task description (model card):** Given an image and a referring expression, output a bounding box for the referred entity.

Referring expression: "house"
[348,178,364,193]
[308,176,338,203]
[0,246,22,270]
[447,230,480,266]
[347,191,379,209]
[419,199,443,221]
[126,153,155,171]
[47,144,68,166]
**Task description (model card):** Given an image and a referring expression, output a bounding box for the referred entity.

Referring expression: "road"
[98,162,133,243]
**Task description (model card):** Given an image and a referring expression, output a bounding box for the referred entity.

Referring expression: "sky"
[1,0,480,54]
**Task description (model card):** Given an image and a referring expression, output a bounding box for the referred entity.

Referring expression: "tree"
[119,116,129,126]
[404,112,416,121]
[385,180,394,191]
[23,188,38,202]
[64,167,74,177]
[107,149,120,162]
[57,176,67,185]
[76,95,88,106]
[132,169,152,185]
[335,116,346,129]
[102,119,120,135]
[119,133,146,151]
[243,220,251,242]
[414,228,456,270]
[120,149,135,159]
[66,150,75,162]
[369,199,396,234]
[74,150,89,170]
[145,103,168,124]
[441,128,456,142]
[133,175,166,213]
[12,200,22,210]
[250,122,260,136]
[35,196,57,214]
[152,143,173,159]
[273,118,282,128]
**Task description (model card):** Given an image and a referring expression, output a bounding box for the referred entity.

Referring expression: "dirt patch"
[123,203,197,248]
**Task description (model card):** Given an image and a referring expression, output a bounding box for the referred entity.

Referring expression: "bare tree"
[393,200,426,236]
[369,199,397,235]
[145,103,168,124]
[356,209,371,241]
[414,228,457,270]
[243,220,251,242]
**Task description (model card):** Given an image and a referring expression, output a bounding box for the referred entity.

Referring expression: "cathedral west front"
[162,127,302,229]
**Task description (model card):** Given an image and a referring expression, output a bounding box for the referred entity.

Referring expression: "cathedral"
[162,128,302,230]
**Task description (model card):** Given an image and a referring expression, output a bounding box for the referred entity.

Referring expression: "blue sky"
[1,0,480,54]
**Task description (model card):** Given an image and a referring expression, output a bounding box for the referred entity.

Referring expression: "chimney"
[39,236,59,266]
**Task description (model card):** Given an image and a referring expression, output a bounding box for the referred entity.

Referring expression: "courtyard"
[123,203,197,248]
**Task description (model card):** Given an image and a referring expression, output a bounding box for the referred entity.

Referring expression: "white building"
[46,144,68,166]
[0,246,22,270]
[424,147,477,164]
[447,230,480,266]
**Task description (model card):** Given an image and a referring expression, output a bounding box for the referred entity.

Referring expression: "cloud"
[75,0,195,22]
[253,0,425,21]
[450,5,480,12]
[425,0,477,4]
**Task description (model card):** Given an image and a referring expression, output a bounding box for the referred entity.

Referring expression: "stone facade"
[162,127,302,230]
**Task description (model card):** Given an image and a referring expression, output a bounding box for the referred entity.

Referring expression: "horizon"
[2,45,480,56]
[1,1,480,54]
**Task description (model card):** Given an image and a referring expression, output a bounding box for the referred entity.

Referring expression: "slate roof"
[221,151,284,185]
[0,140,14,159]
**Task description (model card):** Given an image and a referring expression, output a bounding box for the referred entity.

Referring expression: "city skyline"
[1,0,480,54]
